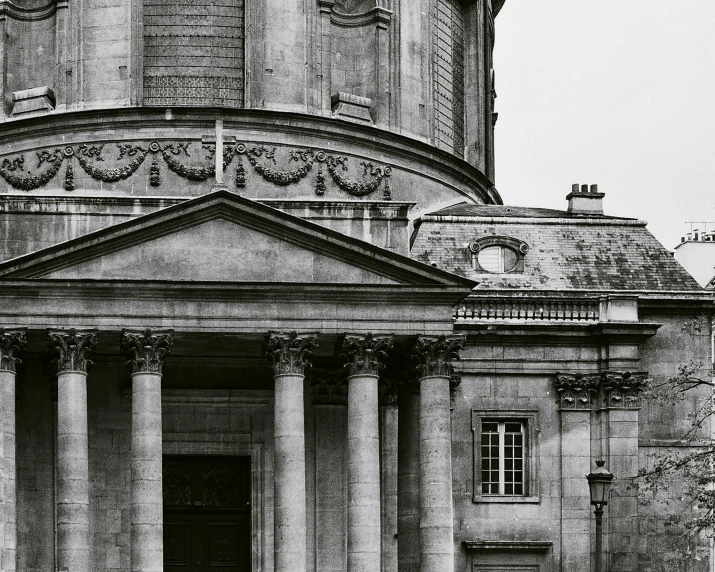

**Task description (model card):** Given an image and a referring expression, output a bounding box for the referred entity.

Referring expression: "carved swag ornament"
[0,140,393,199]
[265,331,319,376]
[121,329,174,375]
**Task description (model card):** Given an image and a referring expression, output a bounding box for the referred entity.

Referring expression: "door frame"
[162,389,273,572]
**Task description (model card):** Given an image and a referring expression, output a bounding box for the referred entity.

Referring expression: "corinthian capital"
[341,333,393,377]
[553,373,601,410]
[48,329,98,373]
[265,331,319,376]
[412,334,466,378]
[0,330,26,372]
[601,371,649,408]
[121,329,174,374]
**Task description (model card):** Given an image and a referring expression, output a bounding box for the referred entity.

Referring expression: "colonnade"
[0,328,464,572]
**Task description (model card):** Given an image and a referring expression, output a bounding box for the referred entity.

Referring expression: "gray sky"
[492,1,715,251]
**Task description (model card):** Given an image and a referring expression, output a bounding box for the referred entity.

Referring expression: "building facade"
[0,1,710,572]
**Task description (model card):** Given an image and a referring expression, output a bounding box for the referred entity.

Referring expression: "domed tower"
[0,0,503,234]
[0,3,508,572]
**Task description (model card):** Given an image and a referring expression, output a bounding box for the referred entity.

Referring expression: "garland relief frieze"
[0,140,393,199]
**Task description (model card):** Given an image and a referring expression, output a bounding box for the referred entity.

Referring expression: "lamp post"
[587,460,614,572]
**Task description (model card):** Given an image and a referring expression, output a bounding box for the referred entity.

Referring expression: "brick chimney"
[566,183,604,215]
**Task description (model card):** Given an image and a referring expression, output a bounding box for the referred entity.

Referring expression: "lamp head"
[586,459,614,510]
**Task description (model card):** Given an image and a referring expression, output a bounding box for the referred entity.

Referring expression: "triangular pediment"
[0,191,475,289]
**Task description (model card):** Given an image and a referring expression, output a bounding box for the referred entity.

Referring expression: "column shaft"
[56,371,90,572]
[419,375,454,572]
[131,372,163,572]
[0,370,16,572]
[347,374,381,572]
[274,373,307,572]
[397,388,420,572]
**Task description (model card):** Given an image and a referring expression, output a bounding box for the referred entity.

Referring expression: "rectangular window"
[472,410,539,503]
[481,421,524,495]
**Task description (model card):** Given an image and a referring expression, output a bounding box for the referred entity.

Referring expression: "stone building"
[0,1,710,572]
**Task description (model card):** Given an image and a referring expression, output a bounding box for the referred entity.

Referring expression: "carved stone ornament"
[47,329,98,374]
[0,141,393,200]
[121,329,174,375]
[265,331,319,376]
[553,373,601,410]
[378,375,400,406]
[310,369,348,406]
[341,333,393,377]
[0,330,27,372]
[601,371,648,408]
[412,334,466,378]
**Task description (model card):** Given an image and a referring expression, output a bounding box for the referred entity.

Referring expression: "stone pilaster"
[48,329,98,572]
[341,334,392,572]
[599,371,648,572]
[266,331,318,572]
[412,334,465,572]
[122,329,173,572]
[0,331,25,572]
[554,373,599,571]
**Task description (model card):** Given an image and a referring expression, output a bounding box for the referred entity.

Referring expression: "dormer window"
[468,236,529,273]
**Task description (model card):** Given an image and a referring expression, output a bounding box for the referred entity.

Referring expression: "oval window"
[477,246,519,273]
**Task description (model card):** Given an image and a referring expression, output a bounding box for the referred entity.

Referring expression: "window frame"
[471,409,540,504]
[468,235,529,274]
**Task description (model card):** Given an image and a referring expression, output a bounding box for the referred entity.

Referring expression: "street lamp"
[587,460,614,572]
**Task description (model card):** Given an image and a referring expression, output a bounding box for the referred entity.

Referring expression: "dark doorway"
[163,456,251,572]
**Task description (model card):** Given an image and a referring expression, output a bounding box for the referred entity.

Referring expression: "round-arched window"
[476,245,520,273]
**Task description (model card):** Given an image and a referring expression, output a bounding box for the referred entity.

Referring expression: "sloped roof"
[412,206,703,292]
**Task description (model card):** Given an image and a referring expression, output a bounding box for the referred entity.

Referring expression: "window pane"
[505,422,522,433]
[502,247,519,272]
[477,246,503,272]
[482,421,498,433]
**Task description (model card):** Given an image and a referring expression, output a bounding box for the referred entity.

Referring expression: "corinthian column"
[48,329,98,572]
[0,331,25,572]
[122,329,173,572]
[412,334,465,572]
[266,331,318,572]
[341,334,392,572]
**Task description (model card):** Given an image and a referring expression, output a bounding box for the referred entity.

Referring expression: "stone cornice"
[47,328,98,373]
[0,329,26,372]
[121,329,174,375]
[265,332,319,376]
[412,334,466,378]
[341,333,393,377]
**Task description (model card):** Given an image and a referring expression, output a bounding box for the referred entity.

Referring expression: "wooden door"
[163,456,251,572]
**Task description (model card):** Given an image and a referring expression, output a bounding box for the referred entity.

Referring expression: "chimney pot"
[567,183,605,215]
